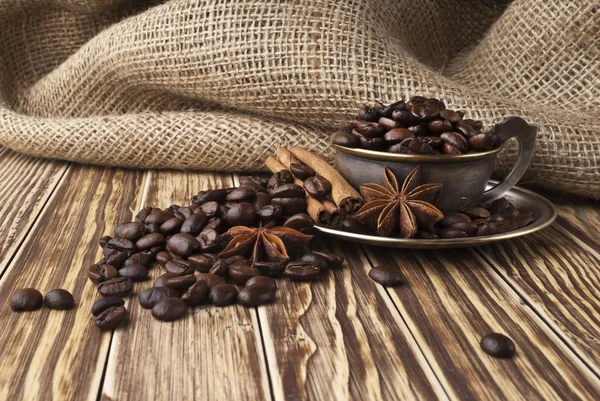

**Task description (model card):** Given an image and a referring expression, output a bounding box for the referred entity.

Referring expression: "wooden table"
[0,146,599,401]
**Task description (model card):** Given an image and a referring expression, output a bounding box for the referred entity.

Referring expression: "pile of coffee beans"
[338,198,535,239]
[333,96,501,155]
[10,288,74,311]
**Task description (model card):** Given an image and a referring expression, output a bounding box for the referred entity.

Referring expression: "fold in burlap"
[0,0,598,198]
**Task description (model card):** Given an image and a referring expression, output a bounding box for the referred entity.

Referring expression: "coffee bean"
[99,235,112,248]
[513,213,536,228]
[463,207,491,220]
[227,187,256,202]
[486,214,505,223]
[10,288,43,311]
[284,262,320,281]
[368,266,403,286]
[378,117,401,130]
[476,222,499,236]
[124,251,154,267]
[134,207,152,223]
[144,223,160,234]
[283,213,314,233]
[380,100,405,117]
[443,142,461,155]
[88,264,119,284]
[156,251,173,267]
[200,201,221,218]
[175,207,193,219]
[271,197,306,216]
[253,192,271,213]
[135,233,165,251]
[97,278,133,298]
[441,212,472,227]
[290,162,315,180]
[138,287,179,309]
[455,121,478,138]
[228,264,261,285]
[188,253,218,272]
[152,298,188,321]
[196,273,225,288]
[391,110,417,126]
[145,209,175,226]
[427,119,453,134]
[114,222,145,241]
[95,306,127,330]
[358,104,382,121]
[358,135,385,150]
[239,176,268,192]
[246,276,277,292]
[304,176,331,198]
[165,274,197,290]
[209,259,229,276]
[44,289,75,310]
[253,261,286,278]
[332,132,360,148]
[354,120,385,137]
[158,217,184,236]
[103,250,130,268]
[180,213,207,236]
[196,189,228,204]
[257,204,283,222]
[383,128,414,145]
[268,170,294,189]
[490,198,519,219]
[439,229,470,239]
[166,233,201,258]
[300,252,329,270]
[104,238,135,254]
[439,109,462,123]
[421,136,443,150]
[338,217,370,234]
[269,184,305,198]
[165,260,195,275]
[197,227,221,252]
[181,281,209,306]
[225,255,248,265]
[225,202,257,226]
[311,251,344,268]
[118,264,149,281]
[480,333,516,358]
[415,231,440,239]
[440,132,468,153]
[209,284,238,306]
[237,285,275,306]
[494,219,520,233]
[91,297,125,316]
[469,133,495,151]
[447,222,478,236]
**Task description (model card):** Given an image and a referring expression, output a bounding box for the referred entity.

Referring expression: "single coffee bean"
[380,100,405,117]
[480,333,516,358]
[358,104,382,121]
[338,216,371,235]
[166,233,201,258]
[181,281,209,306]
[486,214,505,223]
[378,117,401,130]
[283,213,314,233]
[290,162,315,180]
[463,207,491,220]
[332,132,360,148]
[227,187,256,202]
[225,202,257,227]
[494,219,520,233]
[237,285,275,306]
[138,286,179,309]
[268,170,294,189]
[200,201,221,218]
[152,297,187,321]
[253,261,286,278]
[420,136,443,150]
[354,120,385,137]
[447,222,478,237]
[257,204,284,222]
[300,252,329,270]
[145,209,175,226]
[10,288,43,311]
[358,135,385,150]
[209,284,238,306]
[368,266,403,286]
[439,229,470,239]
[391,109,417,126]
[225,255,248,265]
[238,176,267,192]
[304,176,332,198]
[91,297,125,316]
[165,274,197,290]
[209,259,229,277]
[197,227,221,253]
[427,119,453,134]
[415,231,440,239]
[284,262,320,281]
[44,289,75,310]
[95,306,127,330]
[118,264,149,281]
[196,273,225,288]
[440,132,468,153]
[269,184,305,198]
[165,260,195,275]
[246,276,277,292]
[156,251,173,267]
[134,207,152,223]
[513,213,536,228]
[176,207,194,219]
[99,235,112,248]
[311,251,344,268]
[442,142,461,155]
[188,253,218,272]
[159,217,184,236]
[196,189,228,204]
[88,264,119,284]
[97,278,133,298]
[419,105,441,121]
[228,264,261,285]
[124,251,154,267]
[180,213,207,236]
[455,121,478,138]
[383,128,414,145]
[469,133,495,151]
[114,222,145,241]
[476,222,499,236]
[103,250,130,268]
[439,108,462,123]
[440,212,472,227]
[205,217,225,233]
[104,238,135,254]
[144,223,160,234]
[135,233,165,251]
[253,192,271,213]
[271,197,307,216]
[490,198,519,219]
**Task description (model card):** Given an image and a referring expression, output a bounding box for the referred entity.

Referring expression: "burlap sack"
[0,0,598,198]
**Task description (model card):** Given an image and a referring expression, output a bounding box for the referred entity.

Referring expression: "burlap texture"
[0,0,598,198]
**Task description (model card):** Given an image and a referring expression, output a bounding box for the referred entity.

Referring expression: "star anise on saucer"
[355,166,444,238]
[219,221,313,265]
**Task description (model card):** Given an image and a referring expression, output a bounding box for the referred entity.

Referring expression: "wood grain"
[0,165,145,401]
[259,236,446,401]
[101,171,271,401]
[0,149,68,276]
[551,197,600,256]
[363,245,600,400]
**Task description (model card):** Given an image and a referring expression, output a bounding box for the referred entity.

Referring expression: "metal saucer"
[314,182,557,249]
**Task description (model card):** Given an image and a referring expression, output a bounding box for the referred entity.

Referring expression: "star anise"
[219,221,313,265]
[355,167,443,238]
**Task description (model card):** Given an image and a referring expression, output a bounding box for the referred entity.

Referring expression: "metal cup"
[334,116,537,213]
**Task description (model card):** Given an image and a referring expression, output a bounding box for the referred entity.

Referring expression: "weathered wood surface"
[101,171,271,401]
[0,165,144,401]
[0,148,68,276]
[363,246,600,400]
[551,196,600,256]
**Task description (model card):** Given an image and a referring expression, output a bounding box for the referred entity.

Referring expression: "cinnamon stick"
[290,147,364,213]
[322,199,342,226]
[265,156,332,226]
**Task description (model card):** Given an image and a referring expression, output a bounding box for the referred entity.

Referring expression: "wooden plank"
[0,165,145,401]
[363,245,600,400]
[101,171,271,401]
[259,236,447,401]
[0,149,68,276]
[551,197,600,256]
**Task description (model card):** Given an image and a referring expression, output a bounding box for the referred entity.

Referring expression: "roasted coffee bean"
[139,287,179,309]
[304,176,331,198]
[197,227,221,253]
[494,220,520,233]
[469,133,495,151]
[300,252,329,270]
[424,97,445,109]
[405,137,434,154]
[227,187,256,202]
[440,132,468,153]
[332,131,360,148]
[196,273,225,288]
[270,184,305,198]
[199,201,220,218]
[188,253,218,272]
[209,259,229,276]
[10,288,43,311]
[246,276,277,292]
[88,264,119,284]
[197,189,228,204]
[409,103,425,118]
[145,209,175,226]
[284,262,320,281]
[439,229,470,239]
[118,264,149,281]
[104,238,135,254]
[480,333,516,358]
[209,284,238,306]
[490,198,519,219]
[290,162,315,180]
[271,197,307,216]
[144,223,160,234]
[166,233,200,258]
[368,266,403,286]
[380,100,405,117]
[486,214,505,223]
[312,251,344,268]
[98,278,133,298]
[95,305,127,330]
[415,231,440,239]
[358,104,382,120]
[439,108,462,123]
[99,235,112,248]
[463,207,491,220]
[114,222,145,241]
[513,213,535,228]
[135,233,165,251]
[441,212,471,227]
[134,207,152,223]
[268,170,294,189]
[358,135,385,150]
[378,117,401,130]
[383,128,414,145]
[104,250,130,268]
[419,105,440,121]
[443,142,461,154]
[455,121,479,138]
[427,119,453,134]
[124,251,154,267]
[391,109,417,126]
[420,136,443,149]
[225,202,257,226]
[337,216,370,234]
[471,120,484,130]
[283,213,314,233]
[181,281,209,306]
[253,261,286,277]
[177,206,194,219]
[154,273,180,288]
[238,176,267,192]
[257,205,283,222]
[152,298,187,321]
[228,264,261,285]
[206,217,225,233]
[165,260,195,275]
[447,222,478,236]
[156,251,173,267]
[354,120,385,137]
[476,222,499,236]
[158,217,183,236]
[237,285,275,306]
[44,289,75,310]
[165,274,197,290]
[253,192,271,212]
[91,297,125,317]
[148,245,164,258]
[224,255,248,265]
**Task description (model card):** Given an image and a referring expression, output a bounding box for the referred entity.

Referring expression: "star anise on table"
[219,221,313,265]
[355,166,444,238]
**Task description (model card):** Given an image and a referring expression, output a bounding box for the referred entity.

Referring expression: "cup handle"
[479,116,538,204]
